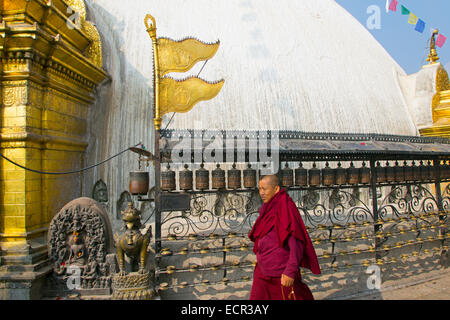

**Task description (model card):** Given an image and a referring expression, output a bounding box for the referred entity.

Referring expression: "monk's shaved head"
[258,174,281,203]
[259,174,280,188]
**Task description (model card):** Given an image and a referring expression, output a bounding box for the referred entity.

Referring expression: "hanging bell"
[129,171,150,195]
[308,162,321,187]
[280,162,294,187]
[179,164,193,191]
[335,162,347,186]
[347,162,359,185]
[212,163,226,189]
[227,163,241,189]
[376,161,386,183]
[161,164,176,191]
[195,163,209,190]
[322,162,335,186]
[295,162,308,187]
[394,161,404,183]
[404,161,414,182]
[359,162,371,185]
[243,163,257,189]
[385,161,395,183]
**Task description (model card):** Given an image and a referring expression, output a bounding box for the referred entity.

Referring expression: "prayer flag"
[157,37,220,76]
[401,5,410,15]
[389,0,398,12]
[159,77,224,116]
[415,19,426,33]
[436,34,447,48]
[408,13,418,25]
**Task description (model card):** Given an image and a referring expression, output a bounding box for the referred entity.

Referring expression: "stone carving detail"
[47,197,116,294]
[92,179,108,203]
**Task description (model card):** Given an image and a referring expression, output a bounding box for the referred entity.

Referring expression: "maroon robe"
[249,188,321,300]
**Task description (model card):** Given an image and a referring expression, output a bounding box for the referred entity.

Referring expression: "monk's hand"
[281,274,294,287]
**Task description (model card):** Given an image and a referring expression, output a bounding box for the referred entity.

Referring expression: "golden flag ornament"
[159,76,225,116]
[157,37,220,76]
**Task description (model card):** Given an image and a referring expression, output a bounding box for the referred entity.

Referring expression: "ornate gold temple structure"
[0,0,106,299]
[419,30,450,138]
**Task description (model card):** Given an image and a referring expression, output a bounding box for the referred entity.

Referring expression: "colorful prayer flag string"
[387,1,446,48]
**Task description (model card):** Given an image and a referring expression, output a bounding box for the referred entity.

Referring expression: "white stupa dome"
[86,0,418,135]
[83,0,420,225]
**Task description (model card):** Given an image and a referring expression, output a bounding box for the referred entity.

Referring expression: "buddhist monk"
[249,174,321,300]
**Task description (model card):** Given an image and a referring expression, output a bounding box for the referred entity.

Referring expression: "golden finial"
[427,29,440,64]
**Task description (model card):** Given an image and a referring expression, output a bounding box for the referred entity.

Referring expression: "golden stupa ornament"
[427,29,440,64]
[144,14,224,130]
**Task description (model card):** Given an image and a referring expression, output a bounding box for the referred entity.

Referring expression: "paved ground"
[351,268,450,300]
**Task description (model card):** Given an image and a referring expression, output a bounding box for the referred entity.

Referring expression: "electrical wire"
[0,142,143,175]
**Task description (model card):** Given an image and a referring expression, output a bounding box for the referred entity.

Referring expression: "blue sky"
[336,0,450,74]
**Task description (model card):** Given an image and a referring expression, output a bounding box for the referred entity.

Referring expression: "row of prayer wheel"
[160,160,448,191]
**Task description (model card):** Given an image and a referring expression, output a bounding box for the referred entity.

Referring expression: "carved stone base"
[112,271,155,300]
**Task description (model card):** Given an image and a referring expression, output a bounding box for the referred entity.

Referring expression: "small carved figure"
[67,231,86,266]
[114,202,152,275]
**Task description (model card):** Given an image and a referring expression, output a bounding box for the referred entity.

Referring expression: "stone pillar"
[0,0,107,299]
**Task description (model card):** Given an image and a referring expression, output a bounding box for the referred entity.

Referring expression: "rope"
[0,142,143,175]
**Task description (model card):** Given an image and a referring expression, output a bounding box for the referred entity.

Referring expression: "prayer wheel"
[308,162,321,187]
[195,163,209,190]
[161,164,176,191]
[335,162,347,186]
[295,162,308,187]
[227,163,241,189]
[243,164,257,189]
[212,163,226,189]
[394,161,404,183]
[428,161,436,180]
[359,162,371,185]
[413,161,421,181]
[376,162,386,183]
[420,160,430,181]
[443,160,450,179]
[347,162,359,185]
[322,162,335,186]
[129,171,149,195]
[404,161,414,182]
[385,162,395,183]
[280,163,294,187]
[179,164,193,191]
